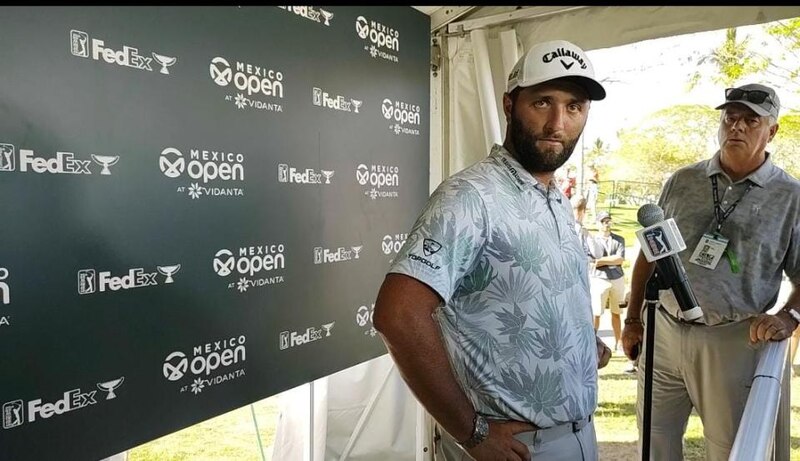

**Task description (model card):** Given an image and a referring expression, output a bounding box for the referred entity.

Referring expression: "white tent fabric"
[448,30,521,174]
[271,355,421,461]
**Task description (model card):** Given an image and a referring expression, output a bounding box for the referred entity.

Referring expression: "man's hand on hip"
[466,420,536,461]
[750,312,796,343]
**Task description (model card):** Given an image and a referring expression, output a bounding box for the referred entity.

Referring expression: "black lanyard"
[711,175,753,233]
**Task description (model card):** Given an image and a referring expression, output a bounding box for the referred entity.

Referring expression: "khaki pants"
[590,276,625,316]
[637,307,762,461]
[435,419,598,461]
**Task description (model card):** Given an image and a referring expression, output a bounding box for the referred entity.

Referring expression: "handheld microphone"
[635,204,704,321]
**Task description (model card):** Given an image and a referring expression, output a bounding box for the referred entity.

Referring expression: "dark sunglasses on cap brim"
[725,88,775,108]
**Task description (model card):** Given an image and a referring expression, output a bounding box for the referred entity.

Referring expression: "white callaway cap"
[507,39,606,100]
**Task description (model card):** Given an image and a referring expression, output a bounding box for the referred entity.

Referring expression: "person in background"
[560,164,578,199]
[572,195,590,240]
[621,83,800,460]
[586,211,626,352]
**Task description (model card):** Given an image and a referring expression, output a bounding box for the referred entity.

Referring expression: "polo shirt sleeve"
[657,173,676,213]
[783,222,800,284]
[388,177,488,304]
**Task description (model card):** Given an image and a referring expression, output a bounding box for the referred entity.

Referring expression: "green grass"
[597,354,800,460]
[128,396,279,461]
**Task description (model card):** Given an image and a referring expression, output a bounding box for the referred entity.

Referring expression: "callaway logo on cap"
[507,39,606,100]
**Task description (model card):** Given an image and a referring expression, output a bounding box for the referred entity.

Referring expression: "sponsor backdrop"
[0,6,429,460]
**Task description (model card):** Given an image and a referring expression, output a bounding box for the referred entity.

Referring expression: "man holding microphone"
[621,83,800,460]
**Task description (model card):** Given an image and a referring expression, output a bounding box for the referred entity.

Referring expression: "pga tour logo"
[382,234,407,255]
[2,377,124,430]
[162,335,246,395]
[643,227,672,257]
[0,143,119,175]
[312,87,362,114]
[159,147,245,199]
[279,322,335,350]
[278,6,333,26]
[0,144,14,172]
[213,245,286,293]
[313,245,363,264]
[209,56,284,112]
[355,16,399,62]
[77,264,180,295]
[277,163,334,185]
[70,30,176,75]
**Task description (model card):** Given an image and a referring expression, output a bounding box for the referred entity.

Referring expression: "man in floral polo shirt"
[373,39,611,461]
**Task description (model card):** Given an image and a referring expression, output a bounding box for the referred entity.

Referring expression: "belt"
[658,305,704,325]
[513,414,592,446]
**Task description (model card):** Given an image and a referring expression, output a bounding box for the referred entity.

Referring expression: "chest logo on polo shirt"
[423,238,442,256]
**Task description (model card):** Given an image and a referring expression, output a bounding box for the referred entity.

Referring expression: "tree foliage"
[770,114,800,179]
[608,105,719,184]
[584,137,609,180]
[688,28,768,90]
[765,19,800,82]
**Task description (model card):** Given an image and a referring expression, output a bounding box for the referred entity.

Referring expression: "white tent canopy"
[272,6,800,461]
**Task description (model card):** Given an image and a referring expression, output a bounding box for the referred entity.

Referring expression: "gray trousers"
[637,307,761,461]
[435,418,598,461]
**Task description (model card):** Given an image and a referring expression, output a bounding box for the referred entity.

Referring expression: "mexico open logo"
[213,245,286,293]
[213,249,236,276]
[210,57,233,86]
[382,234,407,255]
[356,163,399,199]
[159,147,185,178]
[208,56,284,98]
[380,99,420,125]
[163,351,189,381]
[355,16,399,51]
[162,336,247,395]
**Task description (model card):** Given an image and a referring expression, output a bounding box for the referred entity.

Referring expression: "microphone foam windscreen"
[637,203,664,227]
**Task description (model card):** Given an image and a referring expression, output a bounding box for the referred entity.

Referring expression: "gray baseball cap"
[715,83,780,118]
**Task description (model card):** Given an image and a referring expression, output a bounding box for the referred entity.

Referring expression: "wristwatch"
[782,307,800,328]
[461,413,489,449]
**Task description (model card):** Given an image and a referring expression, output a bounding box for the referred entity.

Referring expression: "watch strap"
[781,307,800,327]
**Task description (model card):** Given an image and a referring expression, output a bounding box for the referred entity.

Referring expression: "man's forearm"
[627,250,655,319]
[376,309,476,442]
[595,255,624,267]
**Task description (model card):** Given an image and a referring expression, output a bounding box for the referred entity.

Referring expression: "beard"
[509,108,579,173]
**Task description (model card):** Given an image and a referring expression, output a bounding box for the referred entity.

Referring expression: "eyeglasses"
[725,88,775,108]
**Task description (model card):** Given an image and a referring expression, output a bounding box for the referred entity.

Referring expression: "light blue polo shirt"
[389,144,597,428]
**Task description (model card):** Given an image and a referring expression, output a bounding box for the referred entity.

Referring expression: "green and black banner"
[0,6,429,460]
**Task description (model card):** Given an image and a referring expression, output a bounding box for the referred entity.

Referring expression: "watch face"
[463,414,489,448]
[476,414,489,438]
